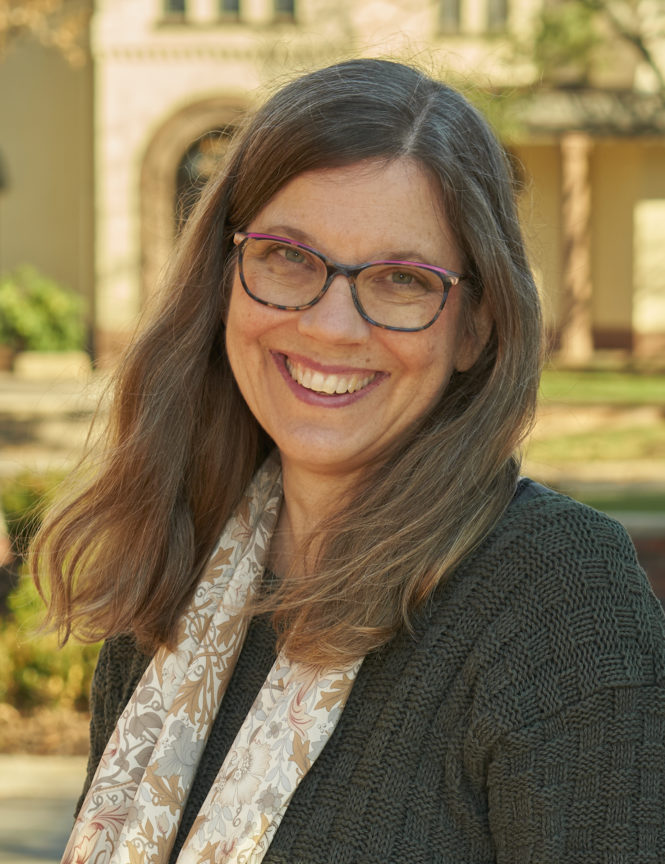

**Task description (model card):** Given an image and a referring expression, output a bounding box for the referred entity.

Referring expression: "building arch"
[140,95,247,302]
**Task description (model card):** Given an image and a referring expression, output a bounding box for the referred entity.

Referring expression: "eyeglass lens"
[239,236,449,330]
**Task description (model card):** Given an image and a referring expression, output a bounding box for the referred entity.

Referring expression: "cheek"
[225,278,287,383]
[407,320,458,376]
[421,359,454,404]
[221,257,241,325]
[226,279,260,347]
[389,338,453,420]
[401,325,460,406]
[224,286,239,352]
[224,281,256,382]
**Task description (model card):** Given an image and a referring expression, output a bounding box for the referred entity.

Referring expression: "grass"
[528,368,665,515]
[526,423,665,464]
[540,368,665,405]
[574,490,665,513]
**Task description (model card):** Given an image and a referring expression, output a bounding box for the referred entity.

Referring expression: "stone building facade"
[1,0,664,364]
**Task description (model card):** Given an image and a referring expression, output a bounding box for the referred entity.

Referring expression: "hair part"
[32,58,543,665]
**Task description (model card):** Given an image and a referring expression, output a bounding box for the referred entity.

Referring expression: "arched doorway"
[175,130,232,231]
[140,96,246,302]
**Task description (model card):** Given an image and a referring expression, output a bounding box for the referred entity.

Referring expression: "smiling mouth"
[284,357,377,395]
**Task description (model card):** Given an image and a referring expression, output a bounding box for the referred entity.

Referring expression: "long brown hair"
[32,59,543,665]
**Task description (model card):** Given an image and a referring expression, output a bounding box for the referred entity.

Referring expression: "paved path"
[0,755,86,864]
[0,372,105,479]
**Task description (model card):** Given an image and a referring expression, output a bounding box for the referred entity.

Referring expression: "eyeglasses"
[233,232,466,332]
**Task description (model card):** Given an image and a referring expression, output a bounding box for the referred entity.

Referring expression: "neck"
[268,457,358,578]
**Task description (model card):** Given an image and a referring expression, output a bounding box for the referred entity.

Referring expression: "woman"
[33,59,664,863]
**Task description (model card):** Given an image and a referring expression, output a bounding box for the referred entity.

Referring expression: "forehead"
[248,158,458,266]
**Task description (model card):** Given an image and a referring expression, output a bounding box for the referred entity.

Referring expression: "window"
[439,0,461,34]
[487,0,508,32]
[274,0,295,19]
[175,130,231,231]
[164,0,186,15]
[219,0,240,16]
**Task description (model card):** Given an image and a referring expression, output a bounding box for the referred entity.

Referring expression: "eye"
[390,270,418,285]
[262,241,308,265]
[280,245,307,264]
[380,266,433,293]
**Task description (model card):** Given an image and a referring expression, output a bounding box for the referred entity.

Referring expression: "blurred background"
[0,1,663,860]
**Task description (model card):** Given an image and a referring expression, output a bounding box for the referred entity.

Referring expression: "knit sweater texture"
[79,482,665,863]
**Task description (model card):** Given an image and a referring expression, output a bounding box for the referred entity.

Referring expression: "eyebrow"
[259,224,438,267]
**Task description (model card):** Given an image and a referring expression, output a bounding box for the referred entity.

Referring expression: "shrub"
[0,265,86,352]
[0,472,100,714]
[1,470,65,559]
[0,573,100,712]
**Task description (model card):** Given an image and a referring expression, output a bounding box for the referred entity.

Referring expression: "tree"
[0,0,90,67]
[530,0,665,104]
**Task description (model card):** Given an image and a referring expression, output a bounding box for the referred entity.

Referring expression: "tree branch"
[581,0,665,103]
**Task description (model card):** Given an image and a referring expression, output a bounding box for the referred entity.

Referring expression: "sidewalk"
[0,372,106,479]
[0,754,86,864]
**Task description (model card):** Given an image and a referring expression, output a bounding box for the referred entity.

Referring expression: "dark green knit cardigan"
[79,482,665,863]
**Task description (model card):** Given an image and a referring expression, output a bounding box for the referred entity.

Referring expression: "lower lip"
[272,352,384,408]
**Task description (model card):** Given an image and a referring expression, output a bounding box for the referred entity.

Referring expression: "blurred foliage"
[0,265,86,353]
[0,470,99,713]
[0,573,99,711]
[457,80,526,142]
[0,0,90,67]
[530,0,601,84]
[1,469,64,558]
[521,0,665,100]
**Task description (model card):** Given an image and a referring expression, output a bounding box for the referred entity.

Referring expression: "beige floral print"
[62,454,362,864]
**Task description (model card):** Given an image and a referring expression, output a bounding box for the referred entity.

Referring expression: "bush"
[0,574,100,712]
[0,265,86,352]
[0,471,99,716]
[531,0,601,84]
[1,470,65,559]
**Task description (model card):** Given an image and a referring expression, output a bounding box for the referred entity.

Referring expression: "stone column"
[189,0,218,23]
[558,131,593,365]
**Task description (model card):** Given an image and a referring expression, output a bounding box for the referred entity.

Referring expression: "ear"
[453,299,493,372]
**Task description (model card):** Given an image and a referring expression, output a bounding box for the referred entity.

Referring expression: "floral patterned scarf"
[63,455,362,864]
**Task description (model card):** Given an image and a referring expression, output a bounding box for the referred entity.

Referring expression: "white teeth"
[310,371,327,392]
[285,357,376,395]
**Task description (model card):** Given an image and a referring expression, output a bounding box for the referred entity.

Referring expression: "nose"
[296,274,371,343]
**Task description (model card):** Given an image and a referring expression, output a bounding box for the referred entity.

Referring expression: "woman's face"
[225,158,487,483]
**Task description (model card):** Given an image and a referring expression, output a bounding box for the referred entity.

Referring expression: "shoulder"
[95,631,152,677]
[482,478,641,569]
[468,479,656,615]
[92,633,152,720]
[426,481,665,732]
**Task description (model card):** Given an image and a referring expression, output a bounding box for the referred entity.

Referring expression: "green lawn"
[526,423,665,464]
[529,368,665,514]
[540,369,665,405]
[575,489,665,513]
